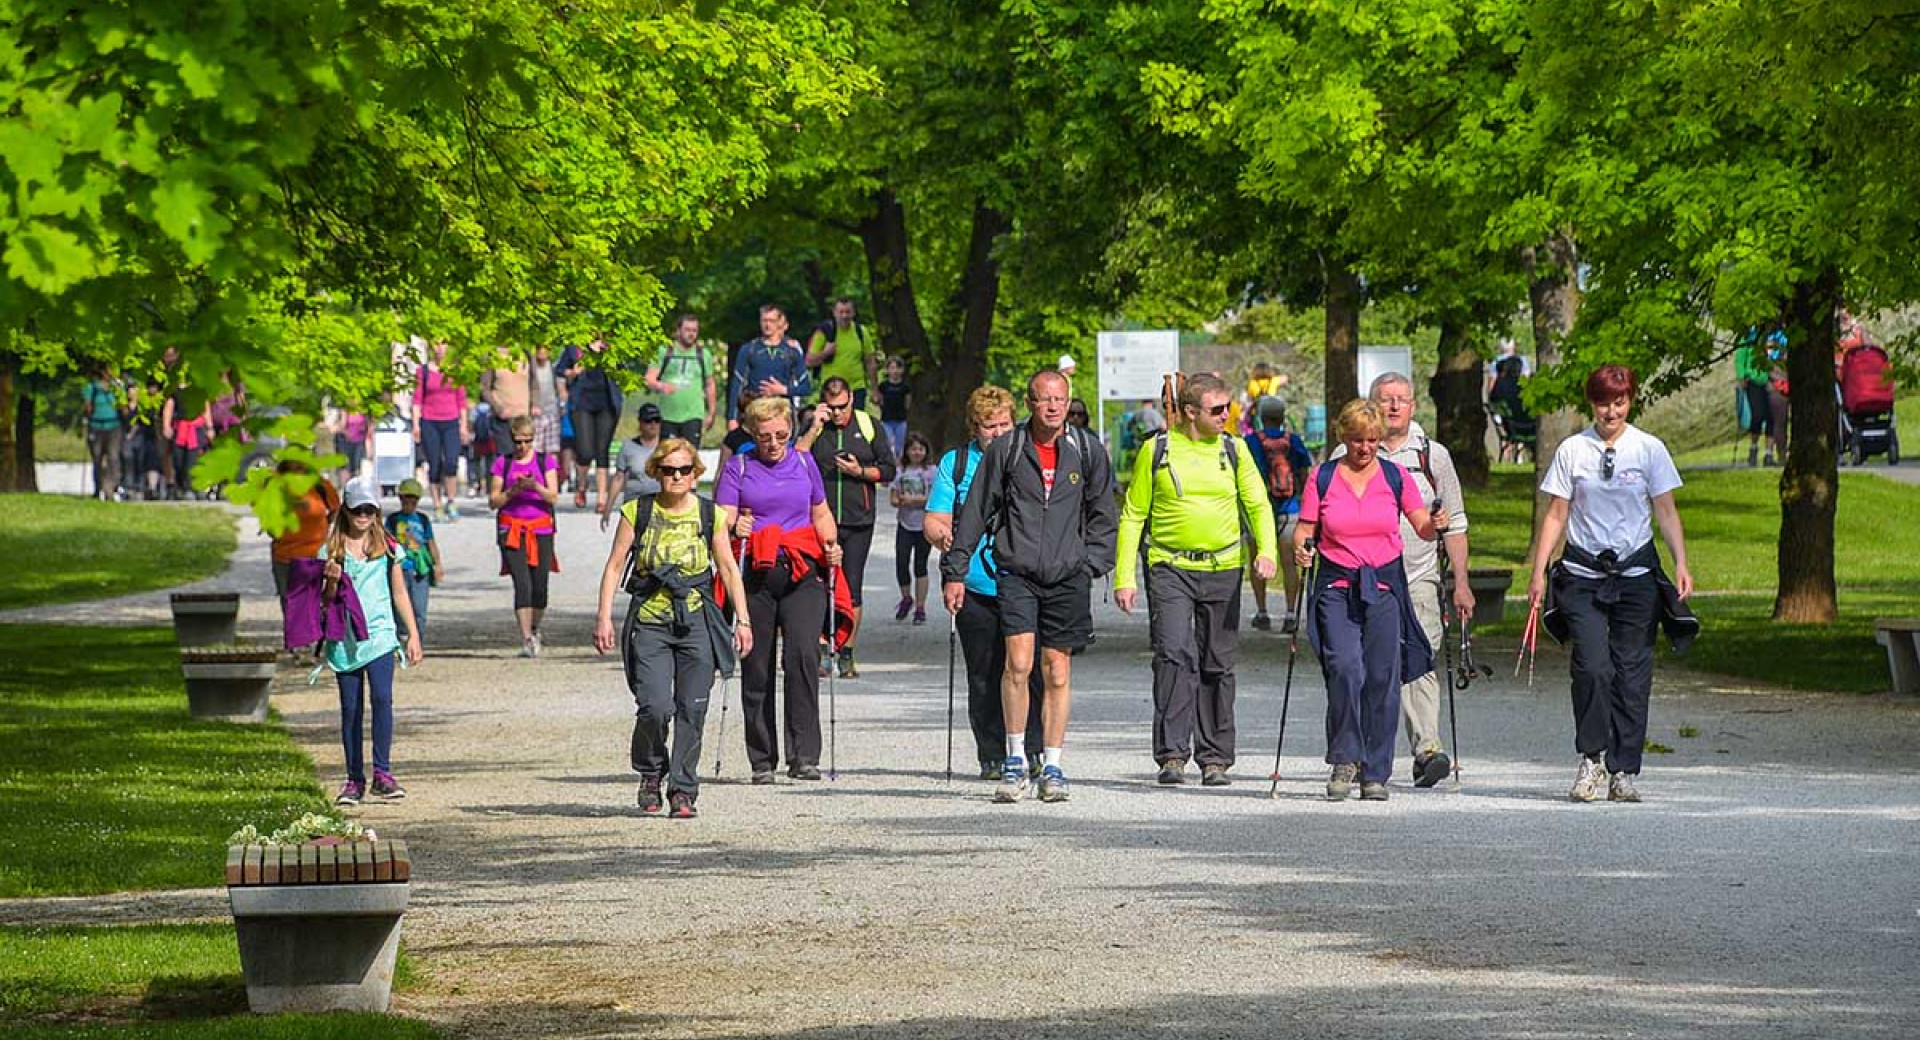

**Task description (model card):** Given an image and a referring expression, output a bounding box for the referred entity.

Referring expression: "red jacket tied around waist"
[732,524,855,651]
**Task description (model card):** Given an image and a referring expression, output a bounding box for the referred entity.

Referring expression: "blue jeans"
[402,570,430,641]
[337,652,396,782]
[420,420,462,482]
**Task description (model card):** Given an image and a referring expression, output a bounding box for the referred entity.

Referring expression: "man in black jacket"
[800,375,896,678]
[943,369,1117,804]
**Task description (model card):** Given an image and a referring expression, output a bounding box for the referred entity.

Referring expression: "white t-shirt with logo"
[1540,424,1682,578]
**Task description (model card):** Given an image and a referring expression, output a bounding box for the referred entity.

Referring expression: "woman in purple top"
[713,397,841,784]
[489,415,561,658]
[412,340,472,522]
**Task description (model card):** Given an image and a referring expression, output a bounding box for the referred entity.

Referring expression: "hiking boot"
[1250,612,1272,631]
[788,763,823,781]
[638,775,664,815]
[1360,781,1389,801]
[1569,756,1608,802]
[1201,764,1230,787]
[1413,751,1451,789]
[837,649,859,678]
[1157,760,1186,785]
[1281,614,1299,634]
[913,608,926,626]
[370,770,407,801]
[979,761,1002,781]
[994,759,1030,803]
[1326,763,1358,801]
[1038,765,1071,803]
[1608,772,1641,803]
[750,770,777,786]
[668,791,698,819]
[335,779,365,807]
[894,596,913,621]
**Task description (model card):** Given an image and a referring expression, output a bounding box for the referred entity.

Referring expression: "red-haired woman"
[1526,364,1695,804]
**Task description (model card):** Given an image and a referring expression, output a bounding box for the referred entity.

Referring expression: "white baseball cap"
[342,477,381,511]
[1057,354,1077,372]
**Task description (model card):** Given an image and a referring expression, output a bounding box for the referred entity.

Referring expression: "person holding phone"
[798,376,895,678]
[489,415,561,658]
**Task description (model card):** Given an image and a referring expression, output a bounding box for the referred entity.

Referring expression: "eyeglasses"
[1029,395,1068,406]
[1602,447,1617,481]
[348,504,380,517]
[512,437,533,445]
[1377,396,1414,407]
[1205,403,1231,417]
[753,429,791,443]
[658,464,696,478]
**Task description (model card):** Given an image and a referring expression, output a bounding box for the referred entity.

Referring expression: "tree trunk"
[857,187,933,377]
[0,355,19,492]
[801,257,836,321]
[1323,259,1361,417]
[1523,232,1582,556]
[933,201,1008,449]
[1429,317,1490,489]
[12,389,36,492]
[1773,266,1842,623]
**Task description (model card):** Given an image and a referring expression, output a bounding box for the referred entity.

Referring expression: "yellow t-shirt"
[620,498,713,625]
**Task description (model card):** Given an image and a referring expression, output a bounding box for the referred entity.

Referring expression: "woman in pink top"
[489,415,561,657]
[1294,399,1445,802]
[412,340,472,521]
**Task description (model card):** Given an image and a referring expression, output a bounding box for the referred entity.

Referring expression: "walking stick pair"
[1267,540,1319,799]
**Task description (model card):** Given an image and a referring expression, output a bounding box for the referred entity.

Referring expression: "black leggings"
[499,530,555,610]
[839,524,874,607]
[573,407,619,468]
[894,527,931,588]
[741,562,827,772]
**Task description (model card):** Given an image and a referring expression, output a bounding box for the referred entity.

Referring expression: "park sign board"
[1358,345,1414,397]
[1096,330,1180,402]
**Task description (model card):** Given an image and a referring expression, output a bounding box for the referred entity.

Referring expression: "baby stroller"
[1487,356,1537,464]
[1839,342,1900,465]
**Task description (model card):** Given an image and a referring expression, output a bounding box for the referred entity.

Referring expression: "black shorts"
[838,524,874,606]
[996,571,1093,652]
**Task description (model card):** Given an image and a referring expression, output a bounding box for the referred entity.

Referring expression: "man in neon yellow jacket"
[1115,372,1277,787]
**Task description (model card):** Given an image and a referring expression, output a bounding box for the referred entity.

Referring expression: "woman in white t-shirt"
[1527,364,1693,805]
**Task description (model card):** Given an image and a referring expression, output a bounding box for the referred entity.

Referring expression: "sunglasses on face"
[348,504,380,517]
[1205,403,1231,417]
[754,430,790,443]
[1602,446,1617,481]
[658,464,696,478]
[824,402,851,413]
[513,437,533,445]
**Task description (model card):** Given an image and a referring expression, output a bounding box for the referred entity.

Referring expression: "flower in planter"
[230,812,376,847]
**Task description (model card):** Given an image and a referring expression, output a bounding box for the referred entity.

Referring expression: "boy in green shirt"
[1115,373,1277,787]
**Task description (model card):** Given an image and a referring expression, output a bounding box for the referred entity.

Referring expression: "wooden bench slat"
[262,845,282,885]
[373,840,393,882]
[389,839,410,882]
[225,845,247,886]
[354,841,375,882]
[320,843,340,884]
[242,845,263,886]
[298,843,319,884]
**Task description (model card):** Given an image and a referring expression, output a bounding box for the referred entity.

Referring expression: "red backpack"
[1256,428,1298,501]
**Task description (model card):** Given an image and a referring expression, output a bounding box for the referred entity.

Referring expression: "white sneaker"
[1569,756,1608,802]
[993,758,1030,803]
[1608,772,1641,803]
[520,636,538,658]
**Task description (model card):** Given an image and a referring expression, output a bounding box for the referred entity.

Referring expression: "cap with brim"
[343,478,380,511]
[637,403,662,421]
[396,478,424,498]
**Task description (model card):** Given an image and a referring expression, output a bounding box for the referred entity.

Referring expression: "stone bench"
[1874,619,1920,697]
[225,839,411,1014]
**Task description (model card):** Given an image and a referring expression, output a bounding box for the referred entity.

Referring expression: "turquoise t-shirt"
[929,445,997,597]
[320,546,403,672]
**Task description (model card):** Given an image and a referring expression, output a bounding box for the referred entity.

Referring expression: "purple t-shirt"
[714,449,825,533]
[492,453,559,531]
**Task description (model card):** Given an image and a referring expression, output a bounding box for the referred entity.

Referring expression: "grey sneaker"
[1326,763,1358,801]
[1570,756,1608,802]
[1608,772,1641,803]
[1360,781,1389,801]
[1038,765,1071,803]
[993,758,1030,803]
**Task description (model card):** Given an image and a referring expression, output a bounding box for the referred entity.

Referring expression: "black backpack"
[622,494,717,596]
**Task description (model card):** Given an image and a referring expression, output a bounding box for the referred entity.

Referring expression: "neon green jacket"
[1115,427,1277,589]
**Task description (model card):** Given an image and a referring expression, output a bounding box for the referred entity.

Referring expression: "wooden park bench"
[1874,619,1920,698]
[224,839,412,1014]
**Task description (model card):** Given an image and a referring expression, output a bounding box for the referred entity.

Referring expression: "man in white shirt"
[1333,374,1476,786]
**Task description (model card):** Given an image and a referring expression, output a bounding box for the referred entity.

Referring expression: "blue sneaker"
[993,758,1029,803]
[1038,764,1070,803]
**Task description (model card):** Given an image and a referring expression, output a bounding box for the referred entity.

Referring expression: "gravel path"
[15,492,1919,1038]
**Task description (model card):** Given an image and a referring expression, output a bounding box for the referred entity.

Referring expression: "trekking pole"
[1515,601,1539,678]
[712,538,748,778]
[945,611,958,785]
[1268,540,1318,799]
[826,562,839,781]
[1439,587,1456,784]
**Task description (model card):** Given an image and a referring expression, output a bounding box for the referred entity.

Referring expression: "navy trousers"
[1316,584,1405,783]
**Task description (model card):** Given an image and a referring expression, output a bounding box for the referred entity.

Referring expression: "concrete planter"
[1443,568,1515,627]
[170,592,240,647]
[227,839,412,1014]
[180,647,278,723]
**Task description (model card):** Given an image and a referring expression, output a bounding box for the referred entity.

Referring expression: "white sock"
[1006,734,1026,763]
[1043,747,1062,769]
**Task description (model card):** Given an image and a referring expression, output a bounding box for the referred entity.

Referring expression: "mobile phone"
[836,451,856,463]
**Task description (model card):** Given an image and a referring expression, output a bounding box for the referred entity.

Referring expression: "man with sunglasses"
[1114,373,1276,787]
[799,376,896,677]
[944,369,1117,804]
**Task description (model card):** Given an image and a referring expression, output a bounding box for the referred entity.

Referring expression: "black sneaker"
[668,791,698,819]
[1250,612,1272,631]
[1157,760,1186,785]
[750,770,777,786]
[1201,764,1230,787]
[638,775,664,815]
[979,761,1002,781]
[788,764,823,781]
[1413,752,1451,789]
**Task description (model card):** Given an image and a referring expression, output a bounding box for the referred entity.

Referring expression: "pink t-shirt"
[492,453,559,532]
[412,366,470,422]
[1298,463,1425,573]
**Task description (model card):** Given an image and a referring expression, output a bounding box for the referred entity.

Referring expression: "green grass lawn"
[1465,464,1920,693]
[0,497,236,610]
[0,923,433,1037]
[0,626,330,897]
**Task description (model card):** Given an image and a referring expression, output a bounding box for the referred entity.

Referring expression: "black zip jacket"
[944,423,1118,587]
[808,414,895,530]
